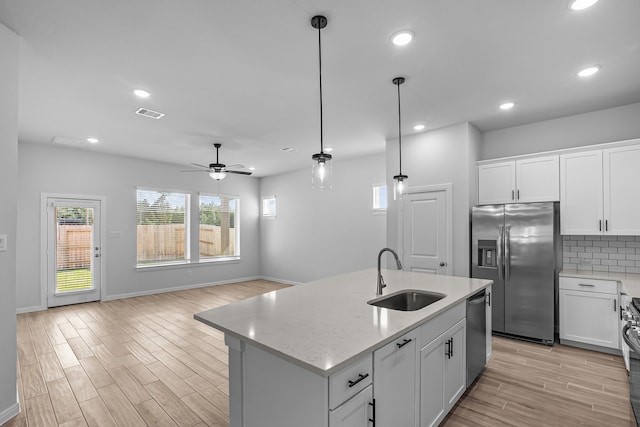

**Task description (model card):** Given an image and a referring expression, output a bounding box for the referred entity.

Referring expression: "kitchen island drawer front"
[329,354,372,410]
[560,277,617,294]
[419,301,465,347]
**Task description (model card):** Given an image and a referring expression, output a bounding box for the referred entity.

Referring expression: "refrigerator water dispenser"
[478,240,497,268]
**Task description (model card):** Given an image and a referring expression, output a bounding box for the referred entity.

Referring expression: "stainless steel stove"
[622,297,640,426]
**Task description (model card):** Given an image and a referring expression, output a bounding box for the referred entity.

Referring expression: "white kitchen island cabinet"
[195,269,491,427]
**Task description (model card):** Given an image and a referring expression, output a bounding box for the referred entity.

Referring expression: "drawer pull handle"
[578,283,595,287]
[396,338,412,348]
[347,373,369,388]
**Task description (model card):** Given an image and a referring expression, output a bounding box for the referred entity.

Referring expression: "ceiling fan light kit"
[392,77,408,200]
[181,143,252,180]
[310,15,333,190]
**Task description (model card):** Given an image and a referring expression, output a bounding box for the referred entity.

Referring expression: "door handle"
[504,225,511,282]
[497,225,504,281]
[439,262,446,267]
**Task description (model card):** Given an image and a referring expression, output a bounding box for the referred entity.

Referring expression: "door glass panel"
[55,206,95,293]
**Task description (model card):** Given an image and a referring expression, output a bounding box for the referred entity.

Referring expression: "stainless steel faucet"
[377,248,403,295]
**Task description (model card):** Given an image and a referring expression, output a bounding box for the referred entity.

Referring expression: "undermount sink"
[368,290,446,311]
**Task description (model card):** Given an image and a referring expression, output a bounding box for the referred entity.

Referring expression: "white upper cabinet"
[478,161,516,205]
[560,144,640,235]
[560,150,604,235]
[603,145,640,235]
[478,156,559,205]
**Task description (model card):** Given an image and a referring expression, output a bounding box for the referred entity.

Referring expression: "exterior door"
[46,197,102,307]
[401,187,451,274]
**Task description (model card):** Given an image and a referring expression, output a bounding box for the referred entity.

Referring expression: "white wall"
[481,102,640,160]
[0,22,19,424]
[17,142,261,311]
[386,122,481,278]
[259,153,387,284]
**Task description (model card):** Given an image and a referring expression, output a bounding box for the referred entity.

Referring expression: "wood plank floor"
[7,280,635,426]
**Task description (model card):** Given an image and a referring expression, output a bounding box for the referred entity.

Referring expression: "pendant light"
[392,77,408,199]
[310,15,332,189]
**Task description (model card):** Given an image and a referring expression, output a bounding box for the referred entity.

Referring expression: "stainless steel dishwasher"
[466,289,487,387]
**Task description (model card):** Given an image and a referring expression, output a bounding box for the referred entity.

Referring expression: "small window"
[262,196,276,217]
[373,185,387,211]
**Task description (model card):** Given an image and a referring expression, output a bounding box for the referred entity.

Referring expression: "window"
[262,196,276,217]
[199,194,239,259]
[373,184,387,211]
[136,189,190,266]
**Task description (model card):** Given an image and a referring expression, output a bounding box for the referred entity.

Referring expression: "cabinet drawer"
[329,354,372,410]
[559,277,617,294]
[419,301,465,347]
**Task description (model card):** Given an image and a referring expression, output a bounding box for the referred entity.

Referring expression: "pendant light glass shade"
[310,15,333,189]
[209,171,226,181]
[392,77,408,200]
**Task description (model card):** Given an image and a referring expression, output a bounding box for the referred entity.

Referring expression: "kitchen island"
[195,268,492,427]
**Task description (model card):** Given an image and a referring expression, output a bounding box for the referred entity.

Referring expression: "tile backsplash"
[563,235,640,273]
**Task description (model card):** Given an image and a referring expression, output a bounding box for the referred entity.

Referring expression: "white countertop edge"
[194,269,492,376]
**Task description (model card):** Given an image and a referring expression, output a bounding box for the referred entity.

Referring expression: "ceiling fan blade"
[190,163,210,169]
[225,164,246,170]
[225,170,253,176]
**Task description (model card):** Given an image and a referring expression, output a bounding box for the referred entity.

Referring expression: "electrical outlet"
[0,234,7,252]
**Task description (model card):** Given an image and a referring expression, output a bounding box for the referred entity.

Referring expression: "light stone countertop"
[195,268,491,376]
[560,269,640,297]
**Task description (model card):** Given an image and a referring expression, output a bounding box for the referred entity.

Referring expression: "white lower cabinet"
[559,277,619,350]
[228,300,478,427]
[419,319,466,427]
[373,330,418,427]
[329,385,373,427]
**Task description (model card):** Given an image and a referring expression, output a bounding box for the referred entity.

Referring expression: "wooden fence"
[56,225,92,270]
[56,224,236,268]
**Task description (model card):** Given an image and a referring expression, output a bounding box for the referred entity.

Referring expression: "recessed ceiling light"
[577,65,600,77]
[390,30,414,46]
[413,124,425,131]
[569,0,598,11]
[324,147,334,152]
[499,102,515,110]
[249,167,256,171]
[87,137,99,144]
[133,89,150,98]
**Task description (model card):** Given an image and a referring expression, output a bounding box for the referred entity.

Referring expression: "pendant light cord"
[317,23,324,154]
[397,81,402,174]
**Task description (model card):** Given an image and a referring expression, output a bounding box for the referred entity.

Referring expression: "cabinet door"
[515,156,559,202]
[486,285,492,363]
[419,338,445,427]
[559,289,619,349]
[478,161,516,205]
[603,144,640,235]
[559,150,603,235]
[443,320,466,409]
[374,331,418,427]
[329,385,373,427]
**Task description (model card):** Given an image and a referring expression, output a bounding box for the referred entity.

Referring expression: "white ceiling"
[1,0,639,177]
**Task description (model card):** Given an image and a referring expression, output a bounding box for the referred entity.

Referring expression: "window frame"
[262,196,277,218]
[136,187,191,268]
[372,183,388,214]
[198,192,241,262]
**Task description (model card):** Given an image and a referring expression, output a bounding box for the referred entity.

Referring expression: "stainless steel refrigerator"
[471,202,561,344]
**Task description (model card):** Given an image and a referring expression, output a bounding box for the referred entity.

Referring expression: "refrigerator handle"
[497,225,504,281]
[504,225,511,282]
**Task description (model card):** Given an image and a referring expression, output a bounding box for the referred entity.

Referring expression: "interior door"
[401,188,451,274]
[46,197,102,307]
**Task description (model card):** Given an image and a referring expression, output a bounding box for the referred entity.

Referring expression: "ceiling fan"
[182,143,253,180]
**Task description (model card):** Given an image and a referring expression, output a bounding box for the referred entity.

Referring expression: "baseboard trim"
[0,402,20,425]
[102,276,264,301]
[16,305,46,314]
